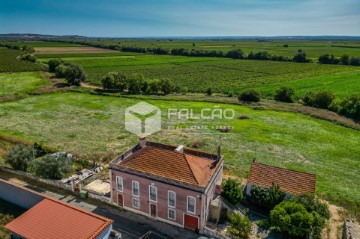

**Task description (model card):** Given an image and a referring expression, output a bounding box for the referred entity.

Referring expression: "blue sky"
[0,0,359,37]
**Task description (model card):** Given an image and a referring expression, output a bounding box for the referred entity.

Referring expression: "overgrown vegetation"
[238,89,261,102]
[221,178,243,205]
[48,58,86,85]
[249,183,286,210]
[227,212,252,239]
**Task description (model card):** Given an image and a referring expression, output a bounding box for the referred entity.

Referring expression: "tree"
[293,49,310,63]
[270,201,314,238]
[20,53,37,62]
[147,79,160,94]
[5,144,34,171]
[340,54,350,65]
[318,54,339,65]
[63,63,86,86]
[160,78,175,94]
[249,183,286,209]
[274,87,295,103]
[128,74,145,93]
[48,59,64,72]
[221,178,243,205]
[226,49,246,59]
[238,89,260,102]
[227,213,252,239]
[289,194,330,220]
[283,44,289,48]
[101,72,128,91]
[31,153,73,180]
[206,87,213,96]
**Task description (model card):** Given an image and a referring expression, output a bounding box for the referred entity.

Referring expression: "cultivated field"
[34,46,117,54]
[0,91,359,206]
[38,53,360,97]
[0,47,45,73]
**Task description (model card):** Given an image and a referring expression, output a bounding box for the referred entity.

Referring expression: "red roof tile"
[247,162,316,195]
[4,193,112,239]
[119,143,221,188]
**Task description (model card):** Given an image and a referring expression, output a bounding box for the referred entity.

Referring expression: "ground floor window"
[168,208,176,220]
[132,198,140,209]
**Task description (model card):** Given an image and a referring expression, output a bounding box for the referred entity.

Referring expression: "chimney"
[139,137,147,148]
[217,146,221,161]
[175,145,184,153]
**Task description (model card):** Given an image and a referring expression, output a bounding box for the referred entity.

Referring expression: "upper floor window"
[187,196,196,214]
[168,191,176,208]
[132,181,139,197]
[149,185,157,202]
[116,176,123,192]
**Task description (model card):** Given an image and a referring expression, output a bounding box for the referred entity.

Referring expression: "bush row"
[318,54,360,66]
[48,59,86,86]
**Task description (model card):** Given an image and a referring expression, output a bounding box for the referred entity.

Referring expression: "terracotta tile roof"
[2,178,112,239]
[247,162,316,195]
[119,143,221,188]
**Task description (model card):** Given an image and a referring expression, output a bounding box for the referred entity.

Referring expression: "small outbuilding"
[245,162,316,196]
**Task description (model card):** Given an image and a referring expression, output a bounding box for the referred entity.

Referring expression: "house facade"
[109,139,224,232]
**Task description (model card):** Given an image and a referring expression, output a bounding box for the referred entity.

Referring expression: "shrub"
[63,63,86,86]
[101,72,128,91]
[238,115,250,120]
[5,144,34,171]
[31,153,73,180]
[303,91,335,109]
[289,194,330,220]
[318,54,340,64]
[227,213,252,239]
[180,86,188,94]
[20,53,37,62]
[48,59,64,72]
[338,95,360,121]
[128,74,145,93]
[160,78,175,95]
[249,183,286,209]
[293,49,311,63]
[238,89,260,102]
[226,49,246,59]
[206,87,213,96]
[147,79,160,94]
[274,87,295,103]
[221,178,243,205]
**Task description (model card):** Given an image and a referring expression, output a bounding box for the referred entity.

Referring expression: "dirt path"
[81,82,102,89]
[327,203,344,239]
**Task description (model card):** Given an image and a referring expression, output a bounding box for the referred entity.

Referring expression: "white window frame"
[168,190,176,208]
[132,197,140,209]
[168,208,176,220]
[132,181,139,197]
[149,185,157,202]
[187,196,196,214]
[116,176,123,192]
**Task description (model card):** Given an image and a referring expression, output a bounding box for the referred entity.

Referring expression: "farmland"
[0,47,45,73]
[0,91,359,205]
[38,53,360,97]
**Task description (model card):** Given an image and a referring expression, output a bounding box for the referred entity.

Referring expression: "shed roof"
[247,162,316,195]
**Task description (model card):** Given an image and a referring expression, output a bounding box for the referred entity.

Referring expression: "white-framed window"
[168,191,176,208]
[168,208,176,220]
[132,181,139,197]
[132,197,140,209]
[187,196,196,214]
[116,176,123,192]
[149,185,157,202]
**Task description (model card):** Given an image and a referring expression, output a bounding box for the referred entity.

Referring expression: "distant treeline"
[43,39,314,63]
[318,54,360,66]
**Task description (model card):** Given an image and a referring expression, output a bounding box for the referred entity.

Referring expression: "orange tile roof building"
[0,179,113,239]
[246,162,316,196]
[109,139,224,232]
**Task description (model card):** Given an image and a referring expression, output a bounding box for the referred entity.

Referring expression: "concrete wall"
[110,170,203,229]
[0,181,44,209]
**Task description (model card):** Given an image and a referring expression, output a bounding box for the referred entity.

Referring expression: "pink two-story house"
[109,139,224,232]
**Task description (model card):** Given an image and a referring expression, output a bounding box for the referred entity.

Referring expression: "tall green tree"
[227,213,252,239]
[222,178,243,205]
[5,144,34,171]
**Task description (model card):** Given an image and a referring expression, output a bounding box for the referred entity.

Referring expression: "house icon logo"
[125,102,161,137]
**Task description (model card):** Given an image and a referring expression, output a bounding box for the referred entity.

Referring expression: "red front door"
[117,194,123,207]
[184,214,199,230]
[150,204,156,217]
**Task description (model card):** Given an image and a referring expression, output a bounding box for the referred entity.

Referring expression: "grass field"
[0,72,48,98]
[0,47,45,73]
[0,92,359,206]
[39,53,359,97]
[34,46,117,54]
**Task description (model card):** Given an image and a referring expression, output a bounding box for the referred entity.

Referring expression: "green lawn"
[0,92,359,205]
[0,72,49,98]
